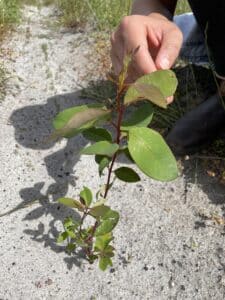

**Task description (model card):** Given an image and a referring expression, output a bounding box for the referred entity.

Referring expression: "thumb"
[155,29,183,70]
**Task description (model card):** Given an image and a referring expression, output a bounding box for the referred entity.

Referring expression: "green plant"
[0,62,6,101]
[51,49,178,271]
[175,0,191,15]
[0,0,20,32]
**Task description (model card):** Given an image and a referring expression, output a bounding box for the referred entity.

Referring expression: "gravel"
[1,5,225,300]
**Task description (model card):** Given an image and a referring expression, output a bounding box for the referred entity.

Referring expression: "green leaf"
[95,155,111,176]
[52,104,111,139]
[80,141,119,157]
[95,220,116,237]
[82,127,112,142]
[121,102,154,130]
[63,217,74,228]
[66,243,76,253]
[104,245,115,256]
[95,210,119,236]
[58,198,84,211]
[99,257,112,271]
[114,167,141,183]
[57,231,68,243]
[95,233,113,251]
[80,186,92,207]
[102,209,119,222]
[90,205,110,218]
[124,70,178,107]
[135,82,166,108]
[128,127,178,181]
[93,198,107,207]
[118,53,132,89]
[67,230,76,239]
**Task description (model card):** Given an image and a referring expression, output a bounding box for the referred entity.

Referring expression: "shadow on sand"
[7,66,225,268]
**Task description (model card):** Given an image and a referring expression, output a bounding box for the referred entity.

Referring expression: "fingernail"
[159,57,170,69]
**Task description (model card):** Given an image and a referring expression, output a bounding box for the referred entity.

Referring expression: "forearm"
[131,0,177,19]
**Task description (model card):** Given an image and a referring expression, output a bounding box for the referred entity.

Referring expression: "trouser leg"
[187,0,225,79]
[174,13,208,66]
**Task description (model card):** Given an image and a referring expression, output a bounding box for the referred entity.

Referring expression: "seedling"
[52,49,178,270]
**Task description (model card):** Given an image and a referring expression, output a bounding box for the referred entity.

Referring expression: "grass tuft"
[56,0,132,30]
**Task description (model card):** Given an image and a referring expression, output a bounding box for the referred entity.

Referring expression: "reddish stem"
[84,83,126,253]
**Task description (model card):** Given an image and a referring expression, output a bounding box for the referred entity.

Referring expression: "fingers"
[110,32,124,75]
[110,16,157,80]
[155,27,183,70]
[131,43,157,75]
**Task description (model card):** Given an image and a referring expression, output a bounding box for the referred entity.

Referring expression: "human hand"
[110,13,183,103]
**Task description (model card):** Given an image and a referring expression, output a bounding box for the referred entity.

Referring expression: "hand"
[110,13,183,102]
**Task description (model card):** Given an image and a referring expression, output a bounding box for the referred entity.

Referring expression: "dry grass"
[56,0,132,30]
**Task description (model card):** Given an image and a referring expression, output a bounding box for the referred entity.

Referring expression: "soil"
[1,4,225,300]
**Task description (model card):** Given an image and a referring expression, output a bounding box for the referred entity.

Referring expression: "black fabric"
[187,0,225,77]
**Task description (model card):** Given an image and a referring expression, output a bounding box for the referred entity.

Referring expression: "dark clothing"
[188,0,225,77]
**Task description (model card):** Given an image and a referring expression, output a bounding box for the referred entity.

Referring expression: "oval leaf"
[95,233,113,251]
[82,127,112,142]
[80,186,92,207]
[95,210,119,236]
[121,102,154,130]
[134,82,166,108]
[128,127,178,181]
[52,104,111,139]
[124,70,178,107]
[114,167,140,183]
[99,257,112,271]
[95,219,116,236]
[58,198,84,210]
[90,205,110,217]
[95,155,111,176]
[80,141,119,157]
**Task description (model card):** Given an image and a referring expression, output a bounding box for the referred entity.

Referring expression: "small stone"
[45,278,53,286]
[168,276,175,288]
[143,265,148,271]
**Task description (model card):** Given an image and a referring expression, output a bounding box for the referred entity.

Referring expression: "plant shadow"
[8,65,224,269]
[9,90,97,268]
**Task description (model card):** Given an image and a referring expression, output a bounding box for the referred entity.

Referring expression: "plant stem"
[104,90,125,199]
[84,82,126,253]
[87,86,125,244]
[79,208,89,236]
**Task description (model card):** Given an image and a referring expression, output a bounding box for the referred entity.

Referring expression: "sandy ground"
[1,5,225,300]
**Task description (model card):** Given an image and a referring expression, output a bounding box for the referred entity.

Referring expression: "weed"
[56,0,132,30]
[41,43,48,61]
[0,0,21,38]
[176,0,191,15]
[0,63,6,101]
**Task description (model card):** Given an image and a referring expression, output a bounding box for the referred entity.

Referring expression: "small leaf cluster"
[57,187,119,271]
[52,48,179,270]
